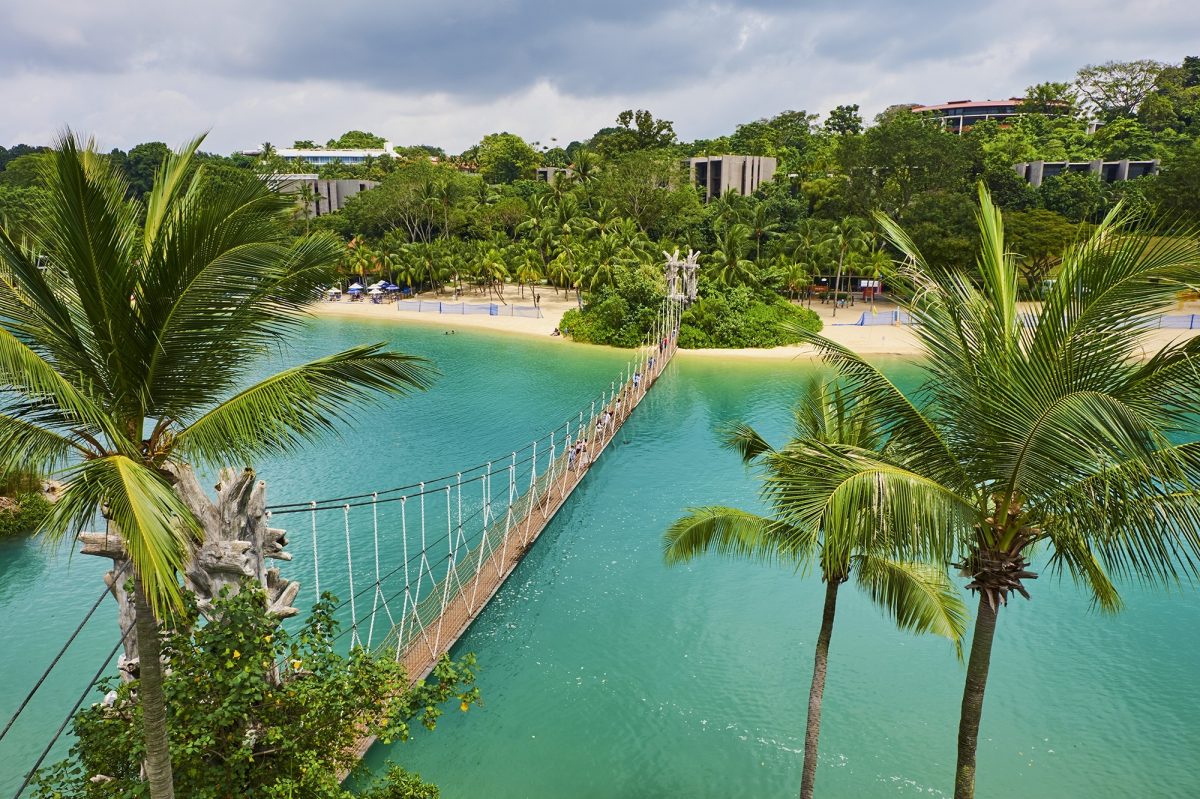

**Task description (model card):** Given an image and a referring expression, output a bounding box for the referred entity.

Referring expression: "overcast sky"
[1,1,1197,155]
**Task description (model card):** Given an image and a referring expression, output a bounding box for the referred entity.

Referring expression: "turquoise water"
[2,319,1199,797]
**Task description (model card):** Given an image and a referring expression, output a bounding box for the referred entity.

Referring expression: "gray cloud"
[0,0,1197,153]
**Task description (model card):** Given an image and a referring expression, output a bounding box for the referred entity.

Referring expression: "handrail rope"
[11,628,129,799]
[0,570,121,746]
[269,442,562,515]
[282,354,649,515]
[265,392,612,510]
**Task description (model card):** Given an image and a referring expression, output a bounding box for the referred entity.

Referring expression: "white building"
[686,155,778,202]
[243,142,397,166]
[270,174,378,216]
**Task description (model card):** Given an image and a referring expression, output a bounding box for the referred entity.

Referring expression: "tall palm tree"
[786,184,1200,798]
[824,219,868,317]
[745,202,779,262]
[665,379,967,799]
[0,134,434,799]
[707,223,756,288]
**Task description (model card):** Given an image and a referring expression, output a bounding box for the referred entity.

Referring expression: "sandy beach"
[309,287,1200,360]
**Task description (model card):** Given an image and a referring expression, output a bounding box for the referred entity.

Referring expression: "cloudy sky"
[1,1,1197,155]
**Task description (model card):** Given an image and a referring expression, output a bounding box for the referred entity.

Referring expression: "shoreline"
[307,295,1200,361]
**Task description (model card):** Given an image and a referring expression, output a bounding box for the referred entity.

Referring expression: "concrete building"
[242,142,397,165]
[686,155,777,202]
[271,175,378,216]
[535,166,572,184]
[1013,159,1159,187]
[912,99,1026,133]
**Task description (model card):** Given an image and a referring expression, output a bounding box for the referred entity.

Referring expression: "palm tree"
[824,219,868,317]
[665,379,966,799]
[787,184,1200,799]
[708,223,756,288]
[514,253,543,299]
[745,202,779,261]
[0,134,435,799]
[294,182,317,234]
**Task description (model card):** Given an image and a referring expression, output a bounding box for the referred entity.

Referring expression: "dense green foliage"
[3,61,1198,350]
[34,587,478,798]
[0,491,51,538]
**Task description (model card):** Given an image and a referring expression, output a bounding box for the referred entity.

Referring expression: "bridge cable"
[0,562,126,747]
[11,629,129,799]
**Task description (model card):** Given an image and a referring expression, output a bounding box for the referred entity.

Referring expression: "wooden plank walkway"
[347,337,678,764]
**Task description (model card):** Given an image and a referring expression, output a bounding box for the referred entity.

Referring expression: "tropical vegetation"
[776,184,1200,797]
[33,586,478,798]
[8,57,1197,353]
[0,134,435,799]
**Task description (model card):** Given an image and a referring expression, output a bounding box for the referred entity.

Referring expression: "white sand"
[308,287,1200,361]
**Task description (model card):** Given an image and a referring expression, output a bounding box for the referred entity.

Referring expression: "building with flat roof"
[686,155,777,202]
[1013,159,1159,187]
[242,143,397,165]
[271,175,378,216]
[912,99,1026,133]
[535,166,572,184]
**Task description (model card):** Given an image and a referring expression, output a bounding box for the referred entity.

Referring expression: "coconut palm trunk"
[133,578,175,799]
[800,578,841,799]
[954,596,999,799]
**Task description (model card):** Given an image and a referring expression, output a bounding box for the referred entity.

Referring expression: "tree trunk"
[954,595,999,799]
[133,579,175,799]
[800,579,840,799]
[831,252,845,318]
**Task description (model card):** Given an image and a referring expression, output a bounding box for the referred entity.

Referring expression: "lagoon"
[1,318,1198,797]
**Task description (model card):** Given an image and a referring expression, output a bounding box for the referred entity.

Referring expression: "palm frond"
[853,553,969,657]
[39,455,198,617]
[764,446,973,563]
[774,325,969,489]
[720,422,774,463]
[0,325,125,450]
[0,413,88,475]
[663,506,816,566]
[172,345,436,467]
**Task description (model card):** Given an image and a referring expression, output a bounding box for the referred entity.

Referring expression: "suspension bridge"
[1,252,701,795]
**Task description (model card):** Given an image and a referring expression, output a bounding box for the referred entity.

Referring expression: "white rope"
[342,504,359,648]
[309,501,320,601]
[435,485,455,652]
[468,465,491,610]
[367,492,391,650]
[398,496,410,659]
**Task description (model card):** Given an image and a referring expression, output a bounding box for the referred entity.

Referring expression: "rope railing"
[11,297,684,790]
[288,296,682,702]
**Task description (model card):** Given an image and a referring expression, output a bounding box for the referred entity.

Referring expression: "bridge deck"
[348,338,677,765]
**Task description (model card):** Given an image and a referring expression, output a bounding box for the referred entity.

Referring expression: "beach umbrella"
[325,287,341,294]
[348,288,362,294]
[369,287,383,295]
[348,282,363,290]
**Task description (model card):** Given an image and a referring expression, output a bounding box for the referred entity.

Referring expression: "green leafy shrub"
[562,267,820,349]
[678,285,822,348]
[0,492,51,539]
[35,586,480,798]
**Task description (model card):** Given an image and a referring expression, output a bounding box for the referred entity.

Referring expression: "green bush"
[0,492,51,539]
[34,585,480,798]
[678,286,822,348]
[562,268,821,350]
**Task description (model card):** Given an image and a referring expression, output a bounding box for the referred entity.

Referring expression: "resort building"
[686,155,777,201]
[535,166,572,184]
[242,143,397,165]
[912,99,1026,133]
[271,175,378,216]
[1013,159,1159,187]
